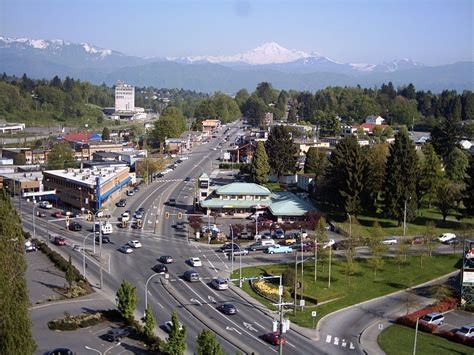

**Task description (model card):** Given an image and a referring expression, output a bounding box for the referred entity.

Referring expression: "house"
[62,131,102,143]
[365,115,385,125]
[294,139,331,156]
[297,173,316,192]
[201,119,221,136]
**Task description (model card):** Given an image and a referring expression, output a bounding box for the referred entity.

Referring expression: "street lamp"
[403,196,412,237]
[84,345,102,355]
[413,316,420,354]
[145,272,162,315]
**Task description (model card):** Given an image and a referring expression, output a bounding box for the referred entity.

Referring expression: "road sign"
[378,324,384,330]
[312,311,317,317]
[223,152,230,160]
[299,299,305,308]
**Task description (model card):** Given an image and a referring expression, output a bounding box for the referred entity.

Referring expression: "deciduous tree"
[196,329,224,355]
[367,222,387,280]
[47,142,76,170]
[142,305,156,340]
[101,126,110,141]
[116,280,138,322]
[164,311,186,355]
[436,179,462,222]
[445,147,469,185]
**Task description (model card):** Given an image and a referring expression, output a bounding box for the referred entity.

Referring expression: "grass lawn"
[330,207,474,238]
[378,324,473,355]
[232,254,461,328]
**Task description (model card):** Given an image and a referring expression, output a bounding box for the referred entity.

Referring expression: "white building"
[115,81,135,112]
[365,115,385,125]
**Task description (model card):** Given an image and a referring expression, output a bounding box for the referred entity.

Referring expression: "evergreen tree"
[196,329,224,355]
[164,311,186,355]
[0,190,37,354]
[116,280,138,322]
[234,89,249,111]
[47,143,76,170]
[463,158,474,216]
[325,136,365,215]
[142,305,156,340]
[382,127,419,225]
[65,255,75,289]
[101,126,111,141]
[287,107,298,122]
[445,147,469,185]
[430,116,461,161]
[303,147,327,181]
[255,82,276,105]
[265,125,297,178]
[418,143,444,207]
[361,144,389,212]
[250,141,270,184]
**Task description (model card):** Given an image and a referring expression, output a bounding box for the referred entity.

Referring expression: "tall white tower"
[114,81,135,112]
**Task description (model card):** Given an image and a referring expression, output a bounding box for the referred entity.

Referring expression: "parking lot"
[440,310,474,333]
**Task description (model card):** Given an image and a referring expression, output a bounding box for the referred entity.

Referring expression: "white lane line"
[224,264,229,270]
[148,289,165,309]
[208,260,217,273]
[326,335,332,343]
[286,341,296,348]
[254,321,265,330]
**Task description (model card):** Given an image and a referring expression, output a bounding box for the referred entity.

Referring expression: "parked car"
[266,244,293,254]
[116,199,127,207]
[47,348,73,355]
[217,243,240,253]
[211,277,229,290]
[323,239,336,249]
[381,237,398,245]
[445,238,460,246]
[39,201,53,209]
[164,321,183,333]
[294,243,314,252]
[273,229,285,239]
[456,324,474,338]
[25,240,38,252]
[126,189,135,196]
[153,264,168,274]
[68,221,82,231]
[105,327,132,342]
[420,312,444,326]
[118,245,133,254]
[133,186,139,192]
[128,240,142,248]
[184,176,191,182]
[159,255,174,264]
[262,332,286,346]
[217,303,237,315]
[412,236,425,245]
[189,257,202,267]
[53,236,66,246]
[438,233,456,243]
[249,239,276,251]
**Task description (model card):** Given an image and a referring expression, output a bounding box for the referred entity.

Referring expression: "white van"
[95,222,113,235]
[249,239,275,251]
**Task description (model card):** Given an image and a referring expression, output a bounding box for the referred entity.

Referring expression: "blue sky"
[1,0,472,65]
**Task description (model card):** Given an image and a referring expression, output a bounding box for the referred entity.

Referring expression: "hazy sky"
[1,0,472,65]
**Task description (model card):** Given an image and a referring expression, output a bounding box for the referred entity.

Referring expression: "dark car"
[217,243,240,253]
[159,255,174,264]
[51,211,62,218]
[217,303,237,315]
[153,264,168,274]
[131,222,141,229]
[53,236,66,246]
[116,199,127,207]
[412,236,425,245]
[68,221,82,231]
[47,348,74,355]
[168,198,176,206]
[184,177,191,182]
[95,236,110,244]
[262,331,286,346]
[105,327,132,342]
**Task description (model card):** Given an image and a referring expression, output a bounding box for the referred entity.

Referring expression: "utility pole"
[294,249,298,315]
[403,198,407,237]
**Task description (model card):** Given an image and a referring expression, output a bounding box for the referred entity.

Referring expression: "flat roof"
[1,171,43,182]
[215,183,271,196]
[43,166,129,188]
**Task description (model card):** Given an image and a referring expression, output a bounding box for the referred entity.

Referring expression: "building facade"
[115,81,135,112]
[2,148,50,165]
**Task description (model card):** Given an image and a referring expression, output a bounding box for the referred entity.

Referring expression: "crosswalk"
[325,335,356,350]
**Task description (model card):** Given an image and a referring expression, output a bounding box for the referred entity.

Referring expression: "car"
[95,235,110,244]
[266,245,293,254]
[183,269,200,282]
[39,201,53,209]
[128,240,142,248]
[322,239,336,249]
[47,348,74,355]
[189,257,202,267]
[180,156,189,161]
[456,324,474,338]
[217,243,240,253]
[131,222,141,229]
[133,186,139,192]
[211,277,229,290]
[164,321,183,333]
[105,327,132,342]
[51,211,62,218]
[217,303,237,315]
[381,237,398,245]
[273,229,285,239]
[25,240,38,252]
[68,221,82,231]
[445,238,460,245]
[159,255,174,264]
[175,222,185,231]
[53,236,66,246]
[262,331,286,346]
[62,210,72,216]
[137,207,145,213]
[420,312,444,326]
[134,211,144,219]
[118,245,133,254]
[126,189,135,196]
[153,264,168,274]
[184,177,191,182]
[412,236,425,245]
[438,233,456,243]
[116,199,127,207]
[168,198,176,206]
[121,211,130,219]
[212,147,217,151]
[294,243,314,252]
[249,240,276,251]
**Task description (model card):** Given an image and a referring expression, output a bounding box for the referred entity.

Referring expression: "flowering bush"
[439,330,474,348]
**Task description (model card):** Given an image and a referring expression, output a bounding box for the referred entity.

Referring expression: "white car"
[189,257,202,267]
[164,321,183,333]
[119,245,133,254]
[456,324,474,338]
[121,211,130,218]
[211,277,229,290]
[128,240,142,248]
[39,201,53,209]
[180,156,189,161]
[438,233,456,243]
[323,239,336,249]
[381,237,398,245]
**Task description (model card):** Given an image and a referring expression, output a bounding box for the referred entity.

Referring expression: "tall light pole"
[230,224,234,273]
[84,345,102,355]
[145,272,162,315]
[403,196,411,237]
[413,316,420,355]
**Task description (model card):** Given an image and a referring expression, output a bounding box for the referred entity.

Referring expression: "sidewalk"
[359,320,389,355]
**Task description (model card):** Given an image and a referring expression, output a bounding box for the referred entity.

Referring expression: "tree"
[314,217,328,282]
[382,127,419,225]
[255,82,276,105]
[0,190,37,354]
[65,255,75,289]
[423,221,437,258]
[250,141,270,184]
[304,147,328,180]
[287,107,298,123]
[418,143,444,207]
[234,89,249,111]
[244,95,267,127]
[325,136,365,215]
[164,311,186,355]
[463,158,474,216]
[361,144,389,212]
[196,329,224,355]
[116,280,138,322]
[142,305,156,340]
[101,126,110,141]
[445,147,469,185]
[47,142,76,170]
[136,156,166,184]
[430,116,461,161]
[436,179,462,222]
[395,241,409,272]
[265,125,297,178]
[367,222,387,280]
[430,284,454,303]
[151,107,186,143]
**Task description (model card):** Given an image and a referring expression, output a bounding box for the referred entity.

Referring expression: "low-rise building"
[202,119,221,136]
[1,171,44,197]
[2,148,50,165]
[0,122,25,133]
[365,115,386,125]
[297,173,316,192]
[43,166,131,211]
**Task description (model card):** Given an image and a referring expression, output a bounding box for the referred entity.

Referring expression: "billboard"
[462,271,474,286]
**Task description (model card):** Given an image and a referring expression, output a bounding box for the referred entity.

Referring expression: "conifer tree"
[265,125,297,178]
[250,141,270,184]
[383,127,419,225]
[196,329,224,355]
[418,142,444,207]
[361,144,389,212]
[304,147,328,180]
[463,158,474,216]
[164,311,186,355]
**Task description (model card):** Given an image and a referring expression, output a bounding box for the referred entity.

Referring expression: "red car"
[51,211,62,218]
[262,332,286,346]
[53,237,66,246]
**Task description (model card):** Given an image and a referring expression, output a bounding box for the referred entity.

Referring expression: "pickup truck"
[266,245,293,254]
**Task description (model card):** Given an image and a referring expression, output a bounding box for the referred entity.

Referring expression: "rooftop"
[268,192,315,216]
[0,171,43,182]
[215,183,271,196]
[43,166,129,188]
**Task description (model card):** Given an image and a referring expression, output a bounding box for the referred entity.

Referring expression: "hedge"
[438,330,474,348]
[48,312,103,331]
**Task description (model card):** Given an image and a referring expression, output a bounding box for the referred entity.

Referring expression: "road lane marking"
[254,321,265,329]
[286,341,296,348]
[326,335,332,343]
[190,298,202,306]
[208,260,217,273]
[226,326,242,335]
[334,337,339,345]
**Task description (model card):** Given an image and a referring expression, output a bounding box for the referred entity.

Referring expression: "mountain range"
[1,35,472,93]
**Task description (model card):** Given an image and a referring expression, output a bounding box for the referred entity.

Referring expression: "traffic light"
[137,219,142,227]
[65,216,70,227]
[87,212,93,222]
[165,212,170,219]
[177,212,183,220]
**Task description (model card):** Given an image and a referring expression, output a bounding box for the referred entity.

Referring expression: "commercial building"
[1,171,44,197]
[115,81,135,112]
[43,166,131,211]
[2,148,50,165]
[201,119,221,136]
